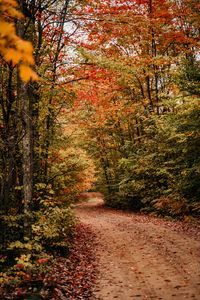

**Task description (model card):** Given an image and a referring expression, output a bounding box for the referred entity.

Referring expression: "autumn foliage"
[0,0,38,81]
[0,0,200,298]
[70,0,200,215]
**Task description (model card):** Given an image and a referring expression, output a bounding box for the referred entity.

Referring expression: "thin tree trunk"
[17,11,33,239]
[21,81,33,239]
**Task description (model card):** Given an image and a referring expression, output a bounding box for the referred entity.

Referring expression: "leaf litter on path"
[41,223,98,299]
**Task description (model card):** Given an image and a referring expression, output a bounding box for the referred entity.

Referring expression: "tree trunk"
[20,81,33,239]
[17,10,33,239]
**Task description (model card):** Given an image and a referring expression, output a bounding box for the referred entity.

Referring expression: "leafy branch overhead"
[0,0,38,81]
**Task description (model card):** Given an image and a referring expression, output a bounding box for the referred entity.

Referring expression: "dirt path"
[75,196,200,300]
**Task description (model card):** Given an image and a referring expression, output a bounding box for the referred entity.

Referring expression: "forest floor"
[76,193,200,300]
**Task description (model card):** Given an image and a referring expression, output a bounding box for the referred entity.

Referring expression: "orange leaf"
[19,64,39,82]
[4,48,21,64]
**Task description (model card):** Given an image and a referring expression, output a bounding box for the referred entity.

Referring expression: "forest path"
[75,195,200,300]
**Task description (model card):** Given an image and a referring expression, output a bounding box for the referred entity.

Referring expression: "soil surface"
[76,195,200,300]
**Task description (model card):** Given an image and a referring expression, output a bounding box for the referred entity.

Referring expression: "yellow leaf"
[21,52,35,65]
[19,64,39,82]
[0,22,15,38]
[17,40,33,54]
[6,7,24,19]
[4,48,21,64]
[1,0,17,7]
[0,0,36,83]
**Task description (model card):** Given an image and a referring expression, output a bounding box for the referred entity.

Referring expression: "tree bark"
[20,80,33,239]
[16,6,33,239]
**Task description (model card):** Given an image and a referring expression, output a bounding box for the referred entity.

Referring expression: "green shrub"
[152,195,190,217]
[32,206,76,254]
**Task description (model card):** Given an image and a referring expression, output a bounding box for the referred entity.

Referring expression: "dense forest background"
[0,0,199,294]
